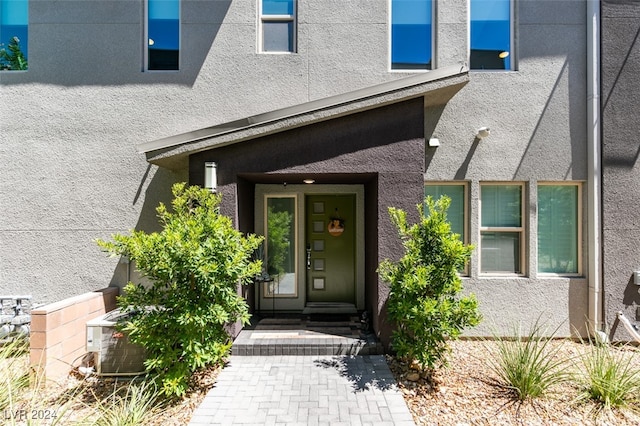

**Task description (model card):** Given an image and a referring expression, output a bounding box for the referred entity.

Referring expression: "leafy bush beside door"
[97,183,263,397]
[379,196,481,375]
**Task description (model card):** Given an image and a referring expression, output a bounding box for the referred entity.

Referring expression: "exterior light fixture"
[499,51,509,59]
[303,179,315,184]
[475,127,490,139]
[428,138,440,147]
[204,162,217,192]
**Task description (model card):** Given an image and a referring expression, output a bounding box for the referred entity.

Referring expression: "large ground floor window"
[426,180,583,278]
[480,183,524,275]
[537,183,581,275]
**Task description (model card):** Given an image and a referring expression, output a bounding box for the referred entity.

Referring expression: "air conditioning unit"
[86,308,147,376]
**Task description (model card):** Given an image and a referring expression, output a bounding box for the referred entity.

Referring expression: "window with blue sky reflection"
[261,0,295,52]
[391,0,432,70]
[0,0,28,70]
[147,0,179,70]
[470,0,511,70]
[263,0,294,15]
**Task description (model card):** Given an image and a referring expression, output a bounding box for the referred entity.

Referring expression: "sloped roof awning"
[139,63,469,170]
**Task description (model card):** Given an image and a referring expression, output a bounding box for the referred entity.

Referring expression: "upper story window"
[391,0,433,70]
[470,0,512,70]
[146,0,180,71]
[260,0,296,53]
[480,183,524,274]
[537,184,581,275]
[0,0,28,71]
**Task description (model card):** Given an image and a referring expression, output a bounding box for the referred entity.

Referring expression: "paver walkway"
[188,354,415,426]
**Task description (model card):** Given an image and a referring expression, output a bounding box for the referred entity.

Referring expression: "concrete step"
[231,315,383,356]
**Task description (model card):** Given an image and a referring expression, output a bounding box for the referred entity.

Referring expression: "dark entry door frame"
[255,184,365,313]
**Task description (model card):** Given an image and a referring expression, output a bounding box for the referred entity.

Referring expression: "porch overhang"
[138,63,469,170]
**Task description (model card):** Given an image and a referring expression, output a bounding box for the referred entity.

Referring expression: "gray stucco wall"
[0,0,398,304]
[428,0,589,337]
[601,0,640,340]
[1,0,592,339]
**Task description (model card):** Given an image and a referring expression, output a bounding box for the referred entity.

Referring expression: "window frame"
[479,182,526,276]
[425,181,470,275]
[144,0,181,71]
[537,182,582,276]
[469,0,515,71]
[259,0,297,54]
[389,0,435,71]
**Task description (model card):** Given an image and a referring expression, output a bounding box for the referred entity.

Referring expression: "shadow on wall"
[622,275,640,307]
[602,22,640,169]
[1,1,232,87]
[605,275,640,341]
[107,165,185,290]
[513,59,585,181]
[568,279,590,338]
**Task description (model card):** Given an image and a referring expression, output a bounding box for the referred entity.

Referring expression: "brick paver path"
[188,355,415,426]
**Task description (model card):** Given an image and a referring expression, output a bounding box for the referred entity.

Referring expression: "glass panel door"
[265,196,297,297]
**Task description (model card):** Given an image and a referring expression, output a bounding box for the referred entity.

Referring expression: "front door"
[305,194,356,304]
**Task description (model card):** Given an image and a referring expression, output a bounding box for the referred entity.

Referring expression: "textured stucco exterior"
[0,0,608,341]
[601,0,640,340]
[425,1,590,337]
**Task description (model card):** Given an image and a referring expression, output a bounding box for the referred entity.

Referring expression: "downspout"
[587,0,603,337]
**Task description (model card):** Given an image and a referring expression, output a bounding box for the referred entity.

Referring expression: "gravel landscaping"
[388,339,640,426]
[7,339,640,425]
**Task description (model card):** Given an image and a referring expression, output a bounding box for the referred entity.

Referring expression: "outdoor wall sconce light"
[475,127,491,139]
[428,138,440,147]
[204,161,217,192]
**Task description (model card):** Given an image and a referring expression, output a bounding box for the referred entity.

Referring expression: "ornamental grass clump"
[0,338,29,412]
[574,341,640,414]
[378,196,481,374]
[97,183,263,397]
[93,381,165,426]
[487,320,569,402]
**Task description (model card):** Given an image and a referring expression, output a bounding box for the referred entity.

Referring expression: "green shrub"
[574,341,640,413]
[97,183,263,397]
[487,320,568,401]
[378,196,481,372]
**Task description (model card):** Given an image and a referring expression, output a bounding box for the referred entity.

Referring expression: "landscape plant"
[92,381,165,426]
[378,196,481,373]
[574,340,640,414]
[487,319,569,401]
[97,183,263,397]
[2,342,86,425]
[0,36,28,70]
[0,338,30,412]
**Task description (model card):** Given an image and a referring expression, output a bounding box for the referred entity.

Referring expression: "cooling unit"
[86,309,146,376]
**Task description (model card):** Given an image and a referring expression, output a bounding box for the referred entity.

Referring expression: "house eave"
[140,63,470,170]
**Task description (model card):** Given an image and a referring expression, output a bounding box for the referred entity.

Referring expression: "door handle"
[306,244,312,270]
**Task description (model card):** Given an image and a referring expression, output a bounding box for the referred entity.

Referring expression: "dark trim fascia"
[140,63,469,170]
